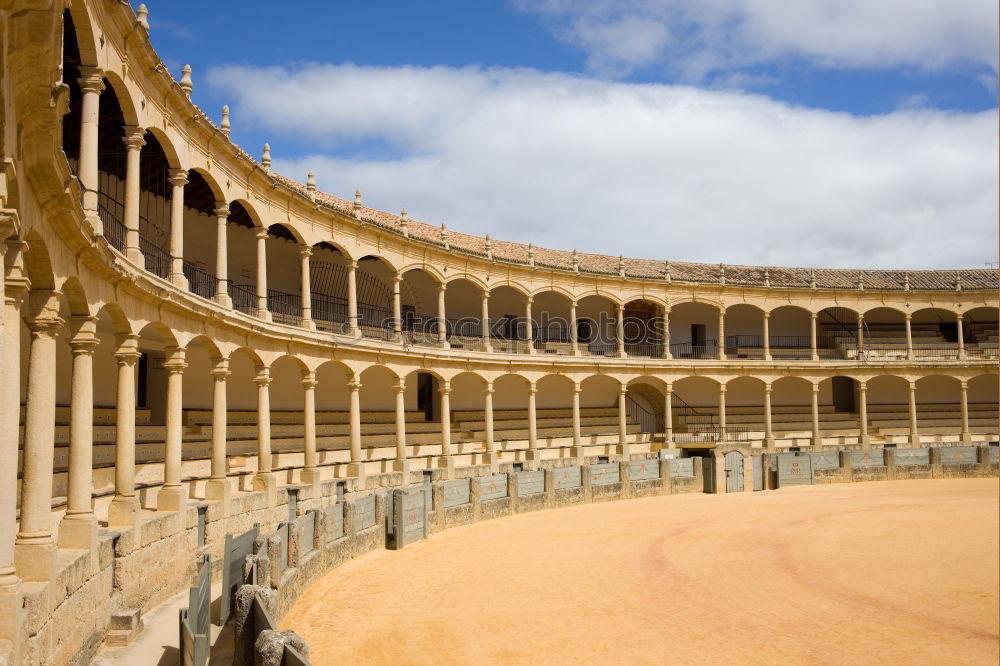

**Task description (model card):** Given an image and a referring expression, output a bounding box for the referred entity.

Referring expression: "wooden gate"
[725,450,744,492]
[752,455,764,491]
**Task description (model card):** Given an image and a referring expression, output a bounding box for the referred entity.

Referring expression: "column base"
[107,495,141,530]
[13,539,56,583]
[215,293,232,308]
[616,443,632,460]
[157,485,188,512]
[479,452,499,474]
[568,446,586,462]
[170,273,187,289]
[345,462,367,484]
[252,473,278,505]
[300,467,323,490]
[764,436,775,450]
[301,318,316,331]
[435,456,455,478]
[811,436,823,448]
[204,478,231,515]
[0,574,23,658]
[960,432,974,445]
[58,513,99,554]
[908,434,921,446]
[125,247,144,266]
[392,459,410,484]
[84,211,103,238]
[257,308,272,322]
[859,434,871,445]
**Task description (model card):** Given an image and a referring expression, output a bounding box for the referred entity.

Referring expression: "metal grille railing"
[230,283,257,314]
[183,261,217,299]
[99,203,127,253]
[625,342,664,358]
[267,289,302,326]
[669,340,718,359]
[625,395,660,433]
[138,236,170,279]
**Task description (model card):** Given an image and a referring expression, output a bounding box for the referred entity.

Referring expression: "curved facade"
[0,2,997,663]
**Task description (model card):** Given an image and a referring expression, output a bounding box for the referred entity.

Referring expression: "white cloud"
[514,0,999,79]
[207,63,998,269]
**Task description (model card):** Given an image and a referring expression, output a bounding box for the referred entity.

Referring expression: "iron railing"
[183,261,217,300]
[669,340,718,359]
[842,343,995,361]
[99,203,127,253]
[138,236,171,279]
[230,283,257,314]
[624,342,664,358]
[625,395,660,433]
[267,289,302,326]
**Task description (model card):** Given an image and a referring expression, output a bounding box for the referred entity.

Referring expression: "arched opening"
[770,376,816,445]
[862,307,908,361]
[671,376,720,444]
[964,307,999,360]
[355,256,396,339]
[531,291,573,354]
[818,306,860,357]
[577,294,616,357]
[865,375,911,444]
[225,201,260,314]
[265,224,303,325]
[94,81,127,251]
[914,375,961,434]
[400,269,441,346]
[444,279,486,350]
[668,302,720,359]
[135,132,173,278]
[488,286,529,354]
[625,379,665,435]
[967,375,999,437]
[60,9,83,171]
[721,376,765,442]
[722,304,764,359]
[178,170,223,300]
[579,374,629,449]
[308,242,350,333]
[768,306,813,360]
[623,299,664,358]
[911,308,962,360]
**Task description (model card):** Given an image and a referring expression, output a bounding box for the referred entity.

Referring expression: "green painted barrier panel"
[851,450,883,468]
[778,454,813,486]
[480,474,508,500]
[442,479,471,508]
[394,487,428,549]
[668,458,694,477]
[808,451,840,470]
[590,462,620,485]
[518,470,545,495]
[940,446,977,465]
[629,459,659,481]
[895,448,929,465]
[553,466,582,490]
[353,495,377,532]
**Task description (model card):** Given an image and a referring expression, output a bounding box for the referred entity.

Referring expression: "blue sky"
[133,1,998,269]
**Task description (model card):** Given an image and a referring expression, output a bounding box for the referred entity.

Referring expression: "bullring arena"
[0,2,997,665]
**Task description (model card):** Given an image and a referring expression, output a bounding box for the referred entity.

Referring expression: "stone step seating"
[18,405,152,426]
[454,407,640,442]
[728,347,842,359]
[182,409,429,426]
[452,407,620,420]
[534,341,574,355]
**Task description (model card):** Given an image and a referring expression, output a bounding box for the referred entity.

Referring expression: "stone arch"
[537,373,574,410]
[143,126,183,169]
[94,302,133,336]
[449,371,488,413]
[57,276,92,317]
[187,167,226,203]
[22,230,56,291]
[64,3,100,68]
[101,71,141,127]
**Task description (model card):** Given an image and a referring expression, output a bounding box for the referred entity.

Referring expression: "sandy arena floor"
[284,479,999,665]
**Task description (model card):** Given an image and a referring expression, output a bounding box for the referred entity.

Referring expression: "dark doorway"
[832,377,856,413]
[417,372,437,421]
[577,319,593,343]
[938,322,958,342]
[691,324,706,347]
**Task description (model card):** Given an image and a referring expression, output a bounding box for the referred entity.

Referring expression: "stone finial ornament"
[306,172,316,201]
[440,223,450,250]
[220,105,231,136]
[399,209,409,238]
[261,143,271,171]
[573,249,580,273]
[527,243,535,267]
[136,4,149,31]
[955,271,962,292]
[810,268,817,289]
[763,266,770,287]
[353,189,362,219]
[618,255,625,278]
[858,270,865,290]
[485,233,493,260]
[180,64,192,96]
[664,260,671,283]
[719,263,726,285]
[903,271,911,291]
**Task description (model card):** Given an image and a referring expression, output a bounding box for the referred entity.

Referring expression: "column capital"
[718,384,727,394]
[255,227,269,240]
[301,378,318,390]
[347,379,363,391]
[572,383,582,394]
[254,374,272,388]
[393,379,406,392]
[619,383,628,394]
[77,66,106,93]
[214,203,230,219]
[348,259,358,270]
[955,312,964,321]
[664,381,673,391]
[763,311,770,319]
[482,382,494,395]
[763,383,772,393]
[299,244,313,258]
[114,348,141,366]
[163,347,187,373]
[811,383,820,393]
[858,380,867,391]
[438,380,451,394]
[904,312,912,320]
[27,315,64,338]
[122,126,146,150]
[167,168,189,187]
[394,272,403,283]
[809,311,817,319]
[210,365,231,380]
[527,383,537,395]
[437,282,447,293]
[959,379,968,390]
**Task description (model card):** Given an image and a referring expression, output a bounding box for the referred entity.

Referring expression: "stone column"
[252,367,276,501]
[571,383,582,453]
[617,383,630,459]
[437,283,448,347]
[526,382,539,462]
[904,313,913,360]
[158,347,188,511]
[204,359,230,504]
[483,382,497,466]
[300,372,320,487]
[77,67,104,221]
[809,312,819,360]
[718,384,727,438]
[122,126,145,265]
[347,260,359,336]
[762,312,771,360]
[717,309,726,360]
[959,380,972,444]
[661,384,673,449]
[392,273,403,342]
[60,316,99,551]
[214,204,231,306]
[168,169,188,287]
[108,334,140,529]
[956,314,966,360]
[255,228,269,319]
[857,312,865,354]
[15,307,63,582]
[569,300,578,356]
[0,238,24,654]
[476,291,491,352]
[811,383,821,447]
[524,296,534,354]
[907,380,919,446]
[616,303,626,357]
[763,383,774,449]
[299,245,314,329]
[437,380,454,477]
[346,377,364,480]
[662,308,671,359]
[858,380,869,444]
[392,379,409,479]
